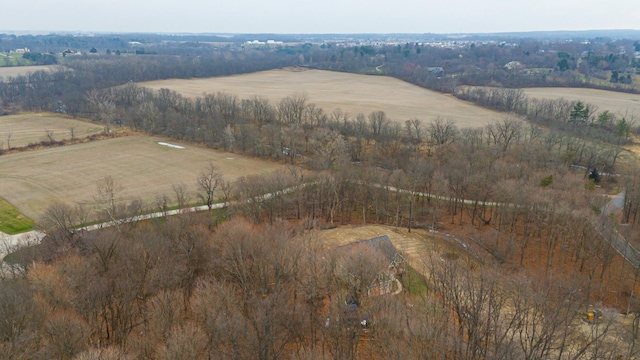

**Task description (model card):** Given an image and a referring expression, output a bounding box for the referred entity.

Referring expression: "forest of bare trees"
[3,36,640,358]
[3,157,640,359]
[2,99,639,357]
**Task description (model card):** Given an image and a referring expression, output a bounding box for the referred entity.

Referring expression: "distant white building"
[504,61,525,70]
[14,48,30,54]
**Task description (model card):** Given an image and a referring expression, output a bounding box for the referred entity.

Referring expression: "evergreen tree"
[589,168,601,184]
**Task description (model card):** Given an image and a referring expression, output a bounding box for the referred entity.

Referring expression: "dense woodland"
[3,35,640,359]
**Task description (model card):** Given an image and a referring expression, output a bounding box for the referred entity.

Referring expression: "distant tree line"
[311,40,640,93]
[455,87,635,147]
[20,52,58,65]
[0,50,299,115]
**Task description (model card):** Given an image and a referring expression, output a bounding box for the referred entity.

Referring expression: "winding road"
[2,184,638,273]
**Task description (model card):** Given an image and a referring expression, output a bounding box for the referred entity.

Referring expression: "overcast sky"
[2,0,639,34]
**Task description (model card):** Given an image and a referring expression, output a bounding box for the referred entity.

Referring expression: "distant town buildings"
[10,48,30,54]
[245,40,284,46]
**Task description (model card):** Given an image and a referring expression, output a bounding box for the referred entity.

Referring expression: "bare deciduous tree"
[94,176,125,229]
[172,183,190,211]
[242,95,275,129]
[309,128,348,170]
[197,163,222,210]
[368,110,388,136]
[277,93,307,124]
[429,117,458,146]
[86,90,116,134]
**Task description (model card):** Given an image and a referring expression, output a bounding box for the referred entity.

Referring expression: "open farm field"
[138,69,506,128]
[0,113,103,148]
[0,65,57,79]
[521,87,640,118]
[0,135,283,220]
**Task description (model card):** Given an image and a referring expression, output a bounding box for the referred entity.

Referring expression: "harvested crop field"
[0,113,103,148]
[0,65,57,79]
[138,69,506,128]
[522,88,640,118]
[0,135,283,219]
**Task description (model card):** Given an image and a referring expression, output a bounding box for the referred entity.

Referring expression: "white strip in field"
[158,142,185,149]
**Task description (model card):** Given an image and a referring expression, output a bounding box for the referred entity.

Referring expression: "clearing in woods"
[138,68,506,128]
[0,135,284,220]
[521,87,640,118]
[0,113,103,148]
[320,224,475,277]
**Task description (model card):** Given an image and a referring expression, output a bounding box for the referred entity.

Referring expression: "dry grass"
[522,87,640,118]
[0,113,103,148]
[0,135,284,219]
[138,69,506,128]
[0,65,57,79]
[320,224,474,274]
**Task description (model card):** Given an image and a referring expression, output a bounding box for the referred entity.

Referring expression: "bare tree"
[43,312,90,359]
[309,128,348,170]
[223,124,235,152]
[494,118,523,153]
[43,129,54,143]
[157,323,207,360]
[155,193,170,219]
[335,245,389,305]
[428,117,458,146]
[197,163,222,210]
[94,176,124,229]
[172,183,190,211]
[86,90,116,134]
[368,110,388,136]
[242,95,275,130]
[277,93,308,124]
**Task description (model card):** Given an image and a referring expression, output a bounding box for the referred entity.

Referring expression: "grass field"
[0,113,103,149]
[521,87,640,118]
[0,135,284,221]
[0,65,57,79]
[0,53,32,67]
[138,68,506,128]
[0,197,34,234]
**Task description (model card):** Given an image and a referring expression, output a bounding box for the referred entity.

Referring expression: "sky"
[2,0,639,34]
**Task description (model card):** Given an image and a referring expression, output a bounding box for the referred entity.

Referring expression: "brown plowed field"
[0,135,283,219]
[138,69,506,128]
[522,87,640,117]
[0,65,57,79]
[0,113,102,148]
